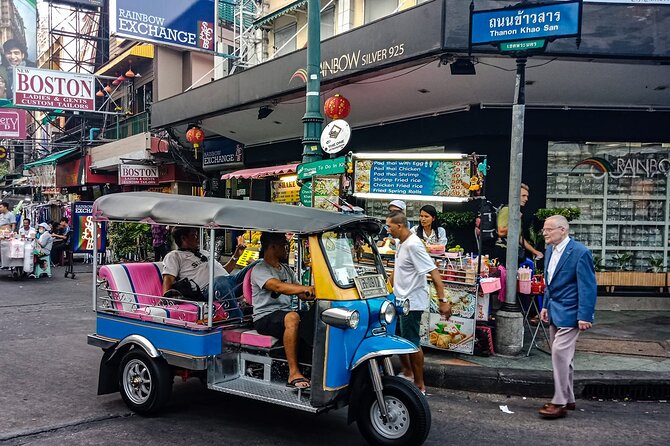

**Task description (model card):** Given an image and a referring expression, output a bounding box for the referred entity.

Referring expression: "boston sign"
[118,164,159,185]
[13,68,95,112]
[110,0,215,52]
[471,0,581,46]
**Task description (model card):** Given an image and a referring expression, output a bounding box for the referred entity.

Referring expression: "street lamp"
[301,0,325,164]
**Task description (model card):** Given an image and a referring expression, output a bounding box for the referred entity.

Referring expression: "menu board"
[312,176,341,211]
[420,282,476,354]
[354,159,471,199]
[271,180,300,204]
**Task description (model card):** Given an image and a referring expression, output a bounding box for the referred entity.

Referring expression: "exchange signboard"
[110,0,216,53]
[471,0,581,47]
[71,201,106,254]
[13,68,95,111]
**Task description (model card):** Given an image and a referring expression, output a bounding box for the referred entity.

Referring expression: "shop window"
[321,5,335,40]
[546,142,670,272]
[274,23,297,57]
[364,0,398,23]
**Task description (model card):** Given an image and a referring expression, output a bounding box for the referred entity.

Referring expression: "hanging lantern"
[324,94,351,120]
[186,126,205,158]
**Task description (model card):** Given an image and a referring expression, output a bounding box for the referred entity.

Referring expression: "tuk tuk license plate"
[354,275,388,299]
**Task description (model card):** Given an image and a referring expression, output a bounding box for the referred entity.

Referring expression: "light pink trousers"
[549,325,580,405]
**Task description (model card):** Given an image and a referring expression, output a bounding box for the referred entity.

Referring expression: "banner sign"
[72,201,106,254]
[0,1,38,106]
[53,1,104,7]
[0,109,27,139]
[353,158,472,199]
[312,176,341,211]
[118,163,159,185]
[271,180,300,204]
[297,156,346,180]
[471,0,581,46]
[13,68,95,111]
[110,0,216,52]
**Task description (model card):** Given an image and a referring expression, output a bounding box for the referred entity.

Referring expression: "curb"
[423,362,670,398]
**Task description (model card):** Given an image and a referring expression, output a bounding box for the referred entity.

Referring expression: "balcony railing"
[104,111,150,140]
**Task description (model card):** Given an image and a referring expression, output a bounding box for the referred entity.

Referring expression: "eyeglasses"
[541,226,564,233]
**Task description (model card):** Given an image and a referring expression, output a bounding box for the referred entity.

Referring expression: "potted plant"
[437,211,475,250]
[596,252,666,293]
[535,207,581,222]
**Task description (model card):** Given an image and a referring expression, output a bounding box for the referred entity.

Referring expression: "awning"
[95,43,154,76]
[23,148,79,170]
[253,0,306,28]
[221,163,298,180]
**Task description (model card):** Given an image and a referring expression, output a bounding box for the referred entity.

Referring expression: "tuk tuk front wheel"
[118,349,172,415]
[356,376,431,446]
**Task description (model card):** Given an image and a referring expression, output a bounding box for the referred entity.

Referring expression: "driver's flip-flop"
[287,377,311,389]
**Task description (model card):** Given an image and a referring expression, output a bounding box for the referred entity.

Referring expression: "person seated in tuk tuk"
[252,232,315,390]
[162,227,248,310]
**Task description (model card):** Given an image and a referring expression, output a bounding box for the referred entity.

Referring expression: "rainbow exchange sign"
[13,68,95,112]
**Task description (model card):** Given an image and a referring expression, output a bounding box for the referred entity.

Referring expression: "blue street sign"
[471,0,581,46]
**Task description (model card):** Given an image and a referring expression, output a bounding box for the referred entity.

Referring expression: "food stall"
[351,152,494,355]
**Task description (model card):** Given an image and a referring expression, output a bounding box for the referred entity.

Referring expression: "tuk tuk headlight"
[321,308,360,329]
[401,299,410,316]
[380,300,396,325]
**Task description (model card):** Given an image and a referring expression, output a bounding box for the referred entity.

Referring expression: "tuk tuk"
[87,192,431,445]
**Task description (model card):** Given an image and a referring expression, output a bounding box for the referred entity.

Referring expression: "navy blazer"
[543,238,597,327]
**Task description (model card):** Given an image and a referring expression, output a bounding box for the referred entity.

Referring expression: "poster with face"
[0,0,38,103]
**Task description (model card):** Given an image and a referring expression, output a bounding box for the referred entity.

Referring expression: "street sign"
[297,156,346,180]
[299,181,313,207]
[471,0,581,46]
[500,39,546,53]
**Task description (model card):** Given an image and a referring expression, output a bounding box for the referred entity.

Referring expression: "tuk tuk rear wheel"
[356,376,431,446]
[118,349,172,415]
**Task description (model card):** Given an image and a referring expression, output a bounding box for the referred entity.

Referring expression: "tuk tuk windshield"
[320,230,385,288]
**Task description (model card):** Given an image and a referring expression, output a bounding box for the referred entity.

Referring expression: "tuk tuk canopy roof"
[93,192,381,234]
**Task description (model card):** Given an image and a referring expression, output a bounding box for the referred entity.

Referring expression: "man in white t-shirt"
[162,227,247,317]
[387,211,451,394]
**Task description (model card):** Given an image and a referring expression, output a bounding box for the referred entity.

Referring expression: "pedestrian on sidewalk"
[151,224,170,261]
[386,211,451,394]
[538,215,597,419]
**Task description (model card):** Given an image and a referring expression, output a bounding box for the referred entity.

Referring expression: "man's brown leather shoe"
[539,403,568,418]
[543,402,576,411]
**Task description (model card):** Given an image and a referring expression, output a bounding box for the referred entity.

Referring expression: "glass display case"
[546,142,670,271]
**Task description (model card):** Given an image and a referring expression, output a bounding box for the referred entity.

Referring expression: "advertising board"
[72,201,106,254]
[118,164,159,185]
[0,1,38,105]
[12,68,95,111]
[110,0,216,52]
[0,109,27,139]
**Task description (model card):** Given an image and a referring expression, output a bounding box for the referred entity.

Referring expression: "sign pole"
[301,0,324,164]
[496,57,527,356]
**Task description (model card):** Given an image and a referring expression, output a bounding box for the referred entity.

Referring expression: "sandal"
[287,377,311,389]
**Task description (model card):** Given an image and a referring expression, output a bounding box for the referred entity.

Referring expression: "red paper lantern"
[324,94,351,120]
[186,127,205,148]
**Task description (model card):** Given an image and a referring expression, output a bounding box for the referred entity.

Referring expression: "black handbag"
[169,278,206,302]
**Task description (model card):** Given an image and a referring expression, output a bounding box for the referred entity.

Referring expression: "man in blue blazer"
[538,215,597,419]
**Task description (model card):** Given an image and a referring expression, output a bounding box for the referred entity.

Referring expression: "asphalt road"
[1,268,668,445]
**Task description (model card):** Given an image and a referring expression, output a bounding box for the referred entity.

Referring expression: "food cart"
[0,235,35,279]
[351,152,493,355]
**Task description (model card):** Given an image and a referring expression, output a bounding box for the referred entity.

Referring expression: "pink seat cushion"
[240,330,276,348]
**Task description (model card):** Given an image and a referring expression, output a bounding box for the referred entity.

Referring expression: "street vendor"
[411,204,447,249]
[0,201,15,233]
[18,218,35,238]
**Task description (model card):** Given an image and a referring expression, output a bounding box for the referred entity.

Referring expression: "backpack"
[476,200,498,246]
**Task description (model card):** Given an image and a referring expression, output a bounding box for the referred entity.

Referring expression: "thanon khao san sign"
[13,68,95,111]
[471,0,582,52]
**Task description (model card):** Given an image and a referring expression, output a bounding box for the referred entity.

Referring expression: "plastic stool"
[34,255,52,278]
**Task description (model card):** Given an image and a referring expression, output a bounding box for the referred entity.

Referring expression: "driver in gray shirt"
[251,232,315,390]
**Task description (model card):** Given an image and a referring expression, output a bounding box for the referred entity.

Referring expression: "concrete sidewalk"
[423,306,670,399]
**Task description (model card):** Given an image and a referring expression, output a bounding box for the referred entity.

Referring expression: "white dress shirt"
[547,236,571,285]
